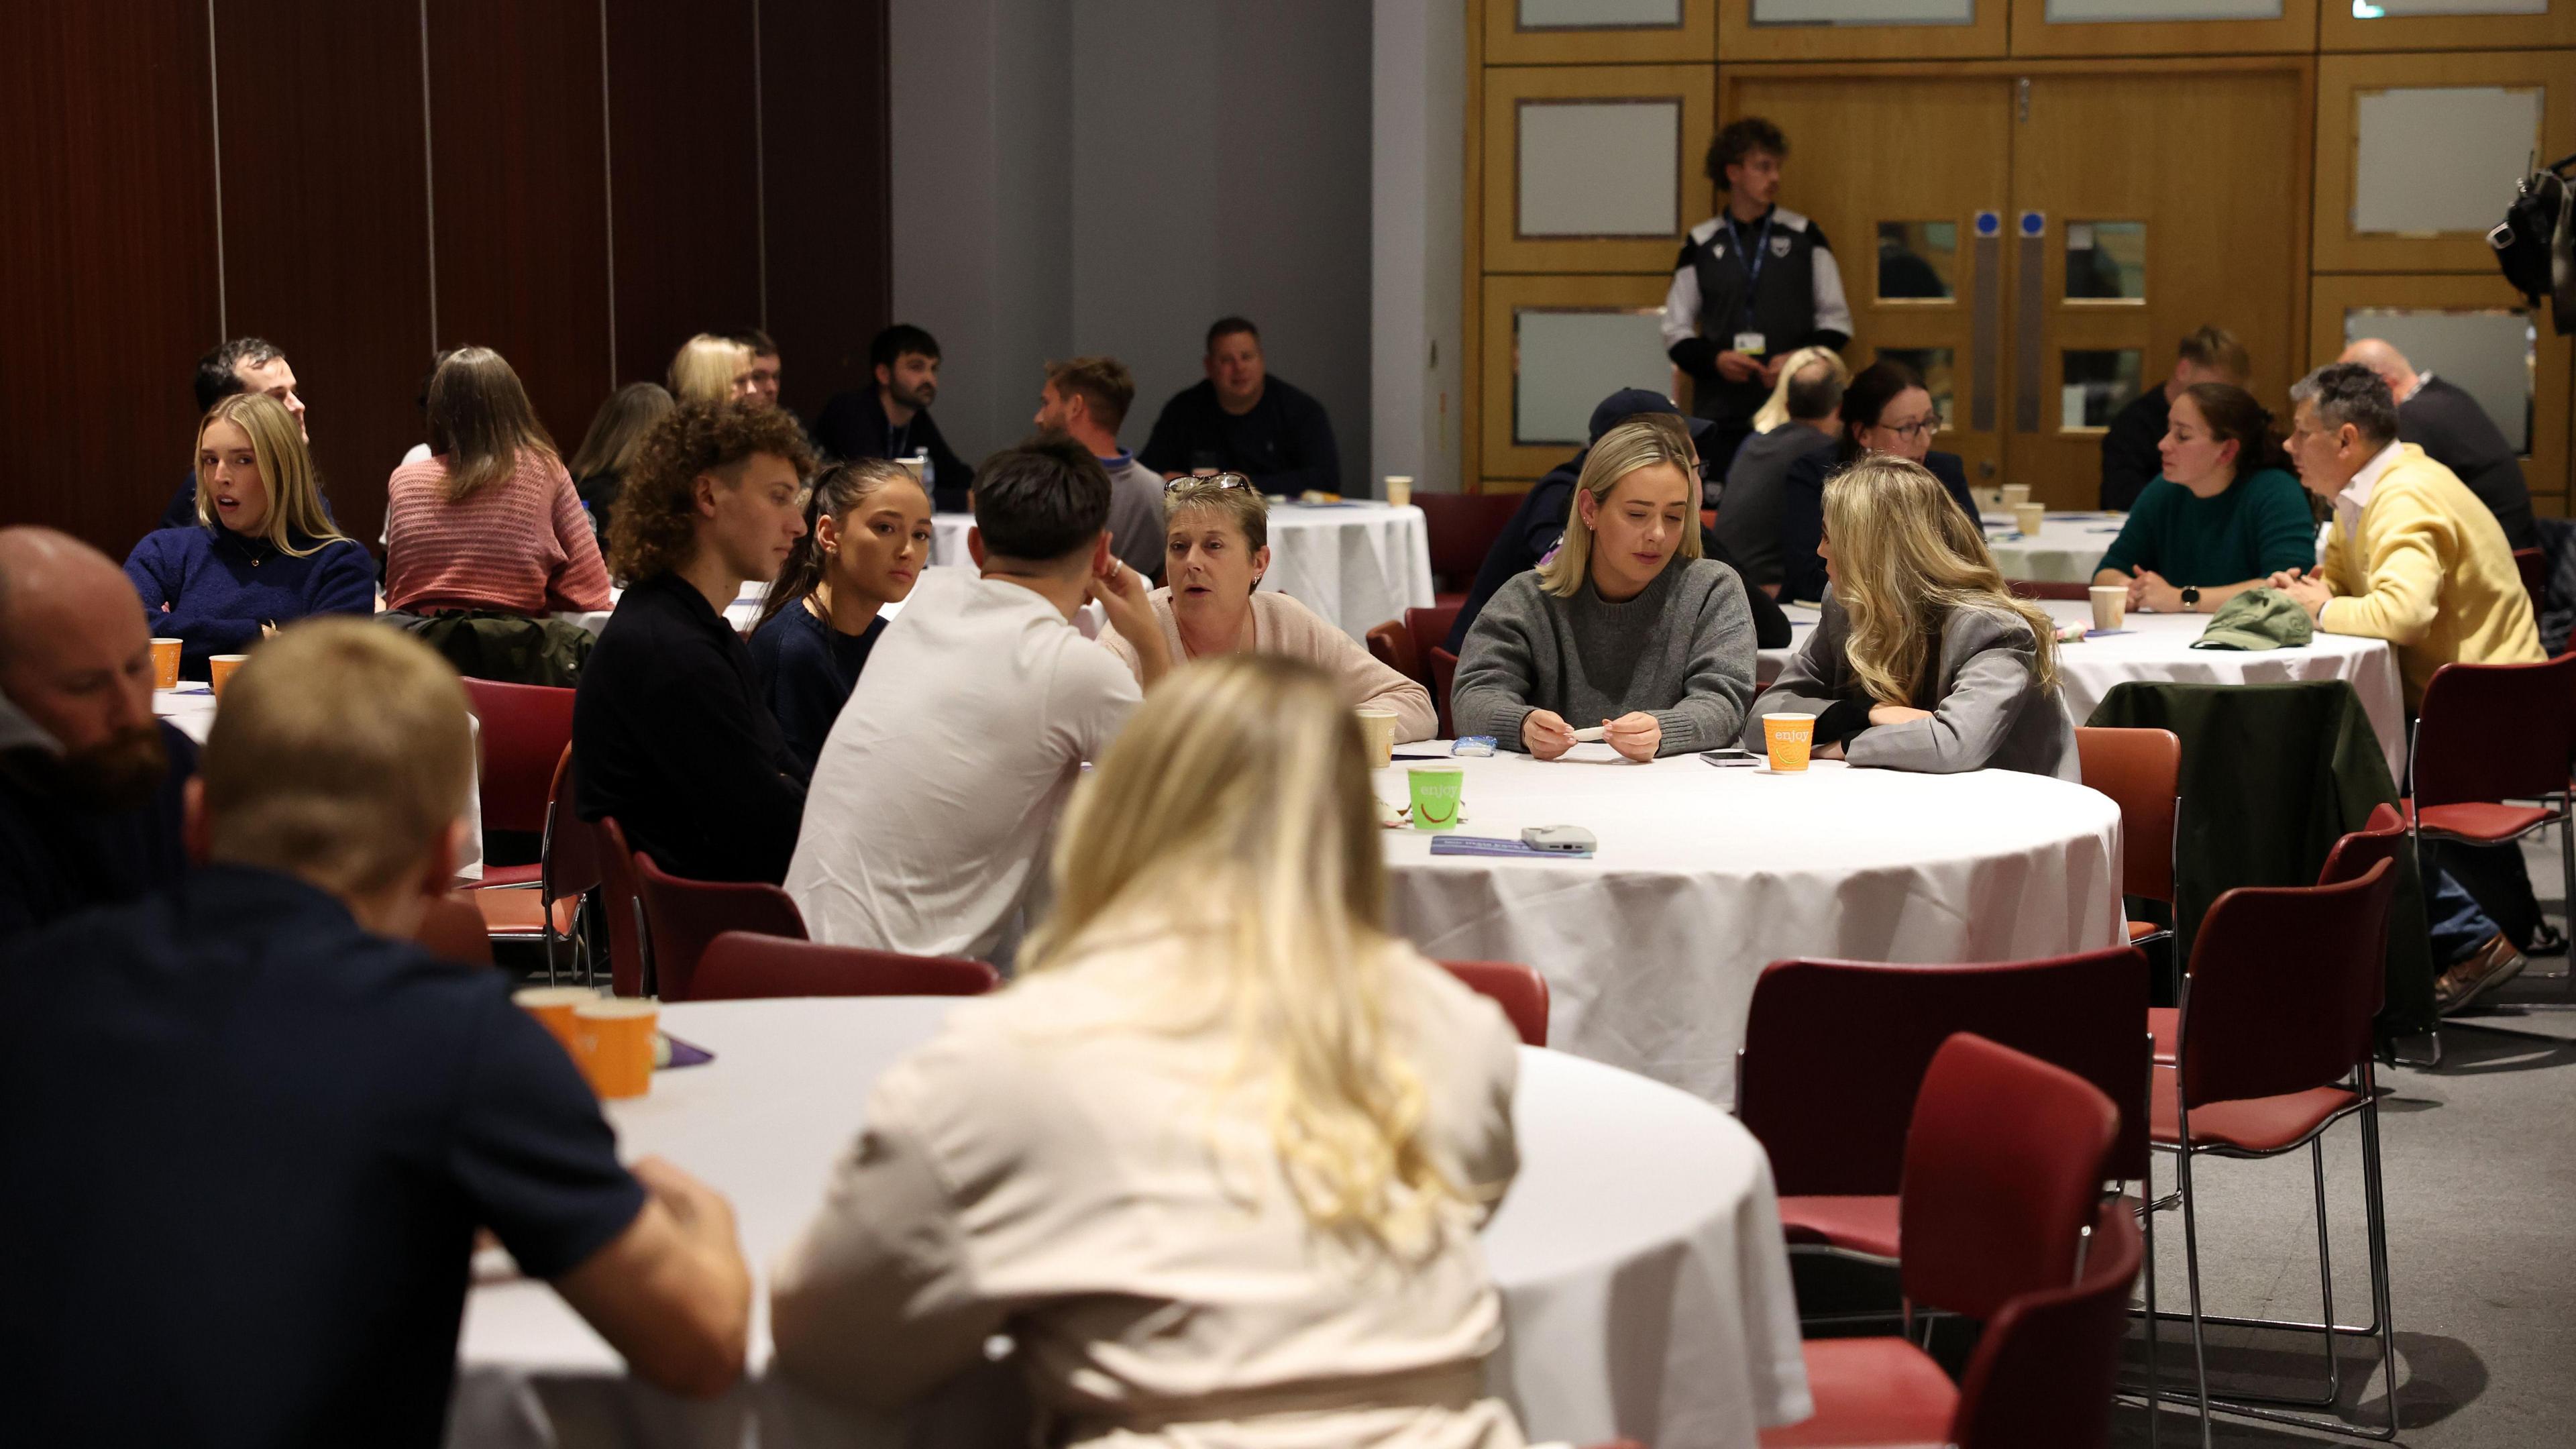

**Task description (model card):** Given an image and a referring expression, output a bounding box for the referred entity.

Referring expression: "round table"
[1377,750,2125,1105]
[1756,600,2406,779]
[451,998,1809,1449]
[930,503,1436,642]
[1982,511,2127,583]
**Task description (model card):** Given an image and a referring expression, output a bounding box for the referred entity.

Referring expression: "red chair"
[476,745,591,981]
[1415,492,1520,602]
[631,851,808,1002]
[1438,959,1548,1047]
[2075,726,2180,945]
[693,931,998,1000]
[2005,579,2092,601]
[417,894,496,966]
[1944,1201,2146,1449]
[1761,1032,2120,1448]
[460,678,577,888]
[1366,620,1419,686]
[2406,655,2576,979]
[2513,545,2546,617]
[2156,859,2400,1442]
[1403,604,1463,688]
[1429,647,1460,739]
[594,816,649,998]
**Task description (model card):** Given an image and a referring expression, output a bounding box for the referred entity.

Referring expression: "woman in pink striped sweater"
[383,347,614,616]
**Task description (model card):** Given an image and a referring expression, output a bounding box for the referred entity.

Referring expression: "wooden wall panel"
[214,0,432,548]
[606,0,762,392]
[425,0,613,453]
[759,0,894,415]
[0,2,220,553]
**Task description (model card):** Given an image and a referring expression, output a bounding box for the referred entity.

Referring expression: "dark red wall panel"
[607,0,763,392]
[759,0,892,417]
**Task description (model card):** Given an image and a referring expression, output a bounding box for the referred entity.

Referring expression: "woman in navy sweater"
[124,394,376,678]
[746,458,932,778]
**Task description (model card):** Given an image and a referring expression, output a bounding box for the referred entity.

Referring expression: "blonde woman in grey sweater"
[1451,414,1758,761]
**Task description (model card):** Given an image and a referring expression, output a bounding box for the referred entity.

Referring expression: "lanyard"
[1724,212,1774,329]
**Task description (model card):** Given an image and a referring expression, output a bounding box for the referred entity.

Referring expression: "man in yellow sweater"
[2269,361,2547,1014]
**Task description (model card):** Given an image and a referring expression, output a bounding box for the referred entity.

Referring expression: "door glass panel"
[2344,307,2536,452]
[1520,0,1684,25]
[1876,221,1958,302]
[1874,346,1957,429]
[1752,0,1976,25]
[2064,221,2146,301]
[2353,87,2543,235]
[1518,101,1680,237]
[2061,350,2143,429]
[2046,0,2279,19]
[1515,309,1672,445]
[2359,0,2547,13]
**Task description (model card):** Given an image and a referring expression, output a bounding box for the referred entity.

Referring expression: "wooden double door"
[1723,62,2309,505]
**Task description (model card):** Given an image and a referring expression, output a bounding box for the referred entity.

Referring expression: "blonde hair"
[1021,655,1464,1250]
[195,393,348,557]
[1823,455,2059,706]
[201,618,475,898]
[427,345,558,501]
[1161,478,1270,551]
[667,334,753,406]
[1534,413,1701,598]
[1751,345,1851,433]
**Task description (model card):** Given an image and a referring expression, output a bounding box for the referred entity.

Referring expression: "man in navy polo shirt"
[0,619,753,1447]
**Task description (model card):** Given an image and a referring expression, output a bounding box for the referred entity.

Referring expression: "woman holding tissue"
[1450,414,1758,761]
[1750,455,2078,778]
[1096,476,1436,741]
[2090,382,2313,614]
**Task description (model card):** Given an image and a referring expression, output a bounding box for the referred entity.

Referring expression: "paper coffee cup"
[2001,484,2031,508]
[2012,502,2046,535]
[1407,764,1464,831]
[150,638,182,690]
[514,985,598,1055]
[208,653,249,696]
[1356,707,1399,768]
[1384,475,1413,508]
[2089,585,2128,633]
[1762,712,1816,772]
[574,999,659,1099]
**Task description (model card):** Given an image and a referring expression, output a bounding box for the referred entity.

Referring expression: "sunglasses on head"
[1163,472,1256,494]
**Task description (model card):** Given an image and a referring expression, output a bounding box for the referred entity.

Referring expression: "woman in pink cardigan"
[383,347,613,616]
[1098,475,1436,741]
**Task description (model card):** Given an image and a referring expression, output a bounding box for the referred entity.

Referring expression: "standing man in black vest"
[1662,117,1851,480]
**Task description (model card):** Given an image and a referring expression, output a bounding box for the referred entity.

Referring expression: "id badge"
[1733,331,1767,356]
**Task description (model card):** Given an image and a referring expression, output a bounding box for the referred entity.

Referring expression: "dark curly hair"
[606,400,816,583]
[1706,116,1786,189]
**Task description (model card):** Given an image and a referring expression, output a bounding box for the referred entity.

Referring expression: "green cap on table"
[2190,588,2313,652]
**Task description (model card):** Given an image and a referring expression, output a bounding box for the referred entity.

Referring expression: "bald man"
[2341,338,2537,551]
[0,528,197,938]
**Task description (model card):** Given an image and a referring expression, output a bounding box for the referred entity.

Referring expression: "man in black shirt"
[812,324,974,511]
[1138,316,1341,496]
[0,619,751,1447]
[2099,325,2249,511]
[2341,337,2539,550]
[0,528,195,941]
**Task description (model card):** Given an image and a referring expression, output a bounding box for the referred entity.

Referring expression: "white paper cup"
[1383,476,1413,509]
[2089,585,2127,632]
[2012,502,2045,536]
[1355,707,1398,767]
[2001,484,2031,508]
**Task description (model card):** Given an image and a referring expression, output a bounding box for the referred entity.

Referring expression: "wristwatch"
[2180,586,2202,612]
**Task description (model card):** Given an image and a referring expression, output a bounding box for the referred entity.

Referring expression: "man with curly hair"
[572,402,818,886]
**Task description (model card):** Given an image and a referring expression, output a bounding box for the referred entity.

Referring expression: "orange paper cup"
[208,653,249,696]
[150,638,182,690]
[513,985,598,1057]
[573,999,659,1099]
[1762,712,1816,772]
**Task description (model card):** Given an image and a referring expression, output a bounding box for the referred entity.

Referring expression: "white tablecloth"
[930,504,1436,641]
[154,688,485,881]
[1376,750,2124,1105]
[1982,511,2127,583]
[450,997,1808,1449]
[1756,600,2406,779]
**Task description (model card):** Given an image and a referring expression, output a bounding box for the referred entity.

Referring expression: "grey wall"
[892,0,1373,488]
[1371,0,1465,493]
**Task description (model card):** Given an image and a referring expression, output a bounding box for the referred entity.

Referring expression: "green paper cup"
[1407,764,1464,831]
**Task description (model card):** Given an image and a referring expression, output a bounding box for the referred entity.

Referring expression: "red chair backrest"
[2179,859,2394,1109]
[1403,605,1463,682]
[2412,653,2576,809]
[2074,726,2180,907]
[461,678,578,835]
[1739,947,2151,1189]
[2318,801,2405,888]
[1366,620,1419,685]
[2514,546,2546,614]
[632,851,808,1002]
[416,893,496,966]
[1415,492,1521,592]
[1438,959,1548,1047]
[1429,647,1460,739]
[594,815,647,998]
[1900,1033,2119,1321]
[539,745,598,907]
[1950,1201,2144,1449]
[693,931,997,1000]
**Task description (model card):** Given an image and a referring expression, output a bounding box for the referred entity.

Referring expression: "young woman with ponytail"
[745,459,932,777]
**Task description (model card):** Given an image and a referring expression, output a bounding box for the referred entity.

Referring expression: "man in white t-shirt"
[785,436,1171,963]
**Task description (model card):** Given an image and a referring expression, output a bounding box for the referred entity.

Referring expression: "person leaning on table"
[1750,455,2078,780]
[770,655,1529,1448]
[1451,413,1758,761]
[2090,382,2316,616]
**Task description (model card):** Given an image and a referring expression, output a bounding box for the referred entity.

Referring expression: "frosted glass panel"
[2345,308,2536,453]
[1519,101,1680,237]
[2047,0,2279,20]
[2353,87,2543,235]
[2363,0,2546,14]
[1520,0,1685,25]
[1752,0,1976,25]
[1515,310,1673,445]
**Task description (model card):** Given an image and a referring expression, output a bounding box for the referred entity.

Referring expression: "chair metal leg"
[2359,1075,2402,1441]
[2176,1136,2215,1449]
[2143,1174,2163,1449]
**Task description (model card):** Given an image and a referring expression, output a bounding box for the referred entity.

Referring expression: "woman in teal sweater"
[2092,383,2314,616]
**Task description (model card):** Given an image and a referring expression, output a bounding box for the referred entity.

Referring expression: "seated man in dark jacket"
[811,325,974,512]
[1138,317,1340,498]
[0,528,195,941]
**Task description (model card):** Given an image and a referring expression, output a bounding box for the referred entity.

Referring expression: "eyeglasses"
[1874,418,1939,441]
[1164,472,1256,494]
